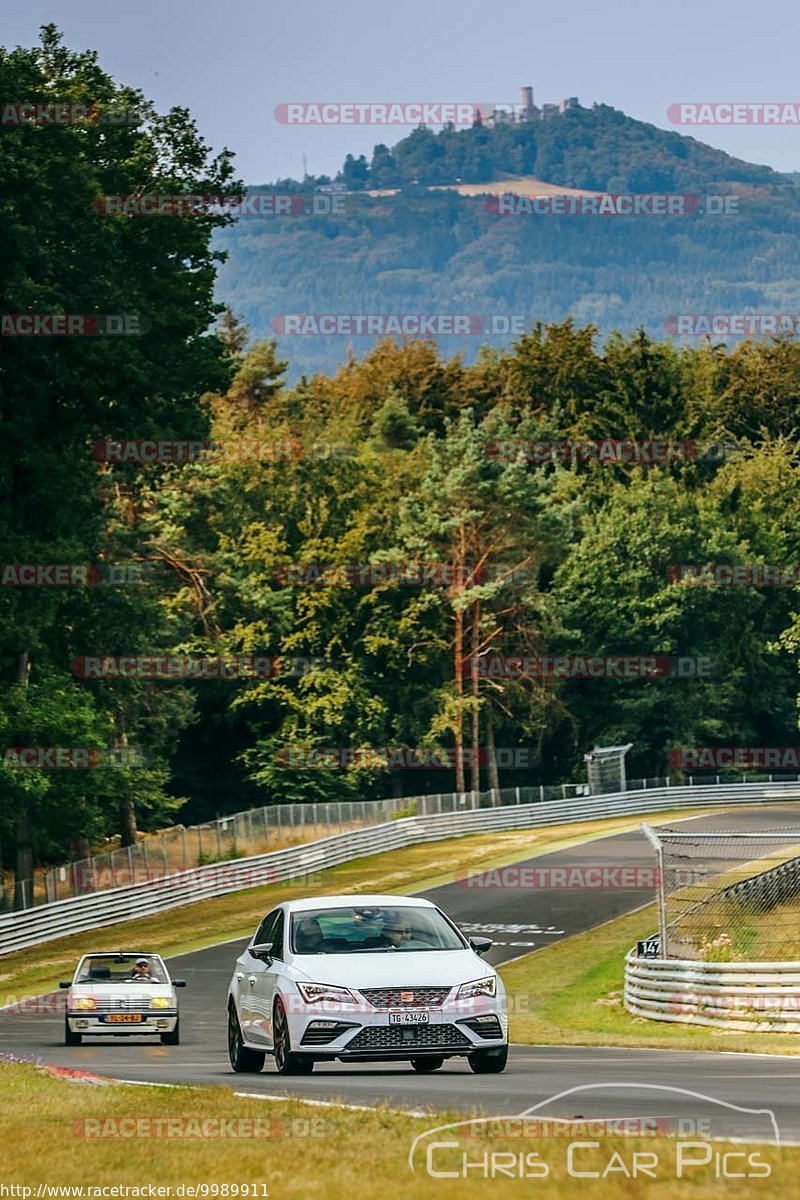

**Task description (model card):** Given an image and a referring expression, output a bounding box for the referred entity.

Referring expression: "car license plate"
[388,1011,429,1025]
[101,1013,143,1024]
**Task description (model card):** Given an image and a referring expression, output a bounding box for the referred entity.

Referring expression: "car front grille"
[345,1023,471,1051]
[359,987,451,1009]
[78,997,149,1014]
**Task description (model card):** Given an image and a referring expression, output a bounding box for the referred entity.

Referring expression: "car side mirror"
[172,979,187,987]
[59,981,71,989]
[248,942,274,962]
[469,936,492,956]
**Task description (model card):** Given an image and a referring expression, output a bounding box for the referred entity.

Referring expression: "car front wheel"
[273,998,313,1075]
[161,1017,180,1046]
[468,1044,508,1074]
[64,1018,82,1047]
[228,1004,265,1073]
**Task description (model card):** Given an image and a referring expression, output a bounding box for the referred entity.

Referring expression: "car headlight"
[149,997,171,1009]
[73,996,96,1011]
[456,976,496,1000]
[296,982,356,1004]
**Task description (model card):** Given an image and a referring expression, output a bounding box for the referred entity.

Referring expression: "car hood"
[290,949,492,990]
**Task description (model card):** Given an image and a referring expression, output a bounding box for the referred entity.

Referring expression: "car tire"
[228,1004,265,1073]
[64,1018,82,1047]
[273,998,314,1075]
[468,1044,508,1074]
[161,1017,180,1046]
[411,1057,444,1073]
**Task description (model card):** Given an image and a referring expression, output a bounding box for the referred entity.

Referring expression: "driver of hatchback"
[295,916,326,954]
[128,957,155,981]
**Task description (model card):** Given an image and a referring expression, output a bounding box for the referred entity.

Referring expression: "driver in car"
[294,917,327,953]
[369,913,430,949]
[127,957,155,981]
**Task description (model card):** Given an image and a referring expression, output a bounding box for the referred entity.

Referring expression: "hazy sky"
[4,0,799,183]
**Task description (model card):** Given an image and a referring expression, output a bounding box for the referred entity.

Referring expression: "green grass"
[1,1058,795,1197]
[501,903,800,1054]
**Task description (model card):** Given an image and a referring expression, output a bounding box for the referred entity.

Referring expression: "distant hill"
[214,103,800,378]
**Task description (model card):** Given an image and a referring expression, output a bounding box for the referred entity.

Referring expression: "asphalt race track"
[4,805,800,1141]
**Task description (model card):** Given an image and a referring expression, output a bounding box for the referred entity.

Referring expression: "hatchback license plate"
[388,1011,429,1025]
[101,1013,143,1024]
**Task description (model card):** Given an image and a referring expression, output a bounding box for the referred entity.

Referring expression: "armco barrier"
[2,779,800,955]
[625,950,800,1031]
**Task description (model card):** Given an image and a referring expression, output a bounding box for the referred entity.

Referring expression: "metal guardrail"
[625,951,800,1031]
[27,771,793,909]
[3,778,800,956]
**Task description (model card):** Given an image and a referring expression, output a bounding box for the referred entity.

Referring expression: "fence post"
[182,827,187,870]
[642,823,668,959]
[515,787,521,805]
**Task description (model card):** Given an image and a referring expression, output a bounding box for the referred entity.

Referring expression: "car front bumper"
[291,996,508,1060]
[66,1012,178,1035]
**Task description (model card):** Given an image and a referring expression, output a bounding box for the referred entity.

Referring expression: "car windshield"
[290,906,467,954]
[76,955,165,983]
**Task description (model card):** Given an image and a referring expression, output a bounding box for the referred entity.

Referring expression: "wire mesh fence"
[644,823,800,961]
[6,779,604,910]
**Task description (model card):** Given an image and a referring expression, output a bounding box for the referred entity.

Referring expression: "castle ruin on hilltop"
[482,87,581,127]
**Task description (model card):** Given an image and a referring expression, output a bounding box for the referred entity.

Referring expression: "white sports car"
[226,895,508,1075]
[60,952,186,1045]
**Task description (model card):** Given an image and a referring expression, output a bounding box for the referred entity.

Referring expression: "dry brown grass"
[0,1059,795,1197]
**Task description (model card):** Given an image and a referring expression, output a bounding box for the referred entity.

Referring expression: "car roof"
[284,895,435,913]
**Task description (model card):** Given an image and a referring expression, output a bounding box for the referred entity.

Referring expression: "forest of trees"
[3,29,800,904]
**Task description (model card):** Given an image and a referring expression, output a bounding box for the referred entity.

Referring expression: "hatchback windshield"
[76,954,165,983]
[290,906,467,953]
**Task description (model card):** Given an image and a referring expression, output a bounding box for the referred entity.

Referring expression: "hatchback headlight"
[456,976,496,1000]
[296,983,356,1004]
[73,996,96,1011]
[149,997,171,1009]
